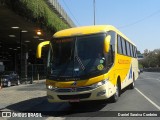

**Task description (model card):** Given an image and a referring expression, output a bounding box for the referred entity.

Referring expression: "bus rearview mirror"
[104,35,111,53]
[36,41,50,58]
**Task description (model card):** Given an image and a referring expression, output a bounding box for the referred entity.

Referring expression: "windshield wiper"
[74,38,85,71]
[75,55,85,70]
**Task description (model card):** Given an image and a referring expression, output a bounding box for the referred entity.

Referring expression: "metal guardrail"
[47,0,75,27]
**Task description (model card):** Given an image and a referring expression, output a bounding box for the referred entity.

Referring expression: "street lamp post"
[19,29,28,83]
[11,27,28,83]
[20,29,22,82]
[93,0,96,25]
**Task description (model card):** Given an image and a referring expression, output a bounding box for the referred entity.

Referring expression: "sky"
[58,0,160,53]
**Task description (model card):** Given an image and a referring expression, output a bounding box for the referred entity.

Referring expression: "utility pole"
[93,0,96,25]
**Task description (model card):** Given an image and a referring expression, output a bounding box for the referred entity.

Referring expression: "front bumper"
[47,83,111,103]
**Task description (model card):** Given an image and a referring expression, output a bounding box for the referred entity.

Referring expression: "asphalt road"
[0,72,160,120]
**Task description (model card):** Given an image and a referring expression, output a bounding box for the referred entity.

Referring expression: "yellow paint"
[104,35,111,53]
[53,25,136,46]
[45,25,139,102]
[46,74,105,88]
[36,41,50,58]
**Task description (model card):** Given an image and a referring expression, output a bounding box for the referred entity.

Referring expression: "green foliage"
[140,49,160,68]
[20,0,69,31]
[138,63,143,69]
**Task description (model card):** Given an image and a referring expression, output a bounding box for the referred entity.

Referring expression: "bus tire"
[129,73,135,89]
[110,81,120,103]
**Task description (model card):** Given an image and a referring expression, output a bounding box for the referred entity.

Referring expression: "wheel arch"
[117,76,121,91]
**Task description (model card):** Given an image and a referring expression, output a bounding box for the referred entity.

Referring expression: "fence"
[47,0,75,27]
[21,64,47,83]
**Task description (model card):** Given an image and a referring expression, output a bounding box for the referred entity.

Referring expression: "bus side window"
[130,44,133,57]
[117,35,123,54]
[132,45,134,57]
[133,46,137,58]
[126,41,131,56]
[121,38,127,56]
[135,48,137,58]
[105,31,116,67]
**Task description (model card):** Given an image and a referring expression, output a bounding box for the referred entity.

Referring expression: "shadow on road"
[6,96,46,111]
[4,83,135,117]
[5,96,111,117]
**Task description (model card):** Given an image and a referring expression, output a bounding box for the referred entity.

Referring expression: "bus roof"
[53,25,136,46]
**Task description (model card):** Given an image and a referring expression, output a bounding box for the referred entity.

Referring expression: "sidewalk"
[33,79,46,84]
[0,79,46,90]
[0,79,46,112]
[20,79,46,85]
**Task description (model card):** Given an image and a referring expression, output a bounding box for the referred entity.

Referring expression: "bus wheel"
[129,75,135,89]
[110,83,119,103]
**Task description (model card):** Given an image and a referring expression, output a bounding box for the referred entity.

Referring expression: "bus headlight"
[90,79,108,89]
[47,85,57,90]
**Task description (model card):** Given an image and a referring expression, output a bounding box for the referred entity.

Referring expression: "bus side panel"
[132,58,139,81]
[114,54,138,90]
[114,54,132,89]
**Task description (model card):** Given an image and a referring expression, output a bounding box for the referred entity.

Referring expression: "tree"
[140,49,160,68]
[143,49,149,57]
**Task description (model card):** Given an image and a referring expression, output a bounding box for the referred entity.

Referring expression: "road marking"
[155,79,160,82]
[135,88,160,110]
[46,117,65,120]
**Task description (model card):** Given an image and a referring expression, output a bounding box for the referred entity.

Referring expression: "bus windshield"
[47,33,108,80]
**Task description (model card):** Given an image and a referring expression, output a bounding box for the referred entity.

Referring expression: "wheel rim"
[132,75,135,87]
[132,81,135,87]
[115,85,119,98]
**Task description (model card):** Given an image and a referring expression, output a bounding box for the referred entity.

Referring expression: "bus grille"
[57,93,91,100]
[55,86,93,93]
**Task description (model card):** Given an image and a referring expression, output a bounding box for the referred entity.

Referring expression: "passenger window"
[121,38,127,55]
[104,31,116,68]
[130,44,133,57]
[117,35,123,54]
[126,42,131,56]
[135,48,137,58]
[132,46,135,57]
[133,46,137,58]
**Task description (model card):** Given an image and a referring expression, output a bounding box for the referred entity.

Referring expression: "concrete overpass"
[0,0,75,81]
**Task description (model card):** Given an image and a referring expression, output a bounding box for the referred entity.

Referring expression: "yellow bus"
[37,25,139,104]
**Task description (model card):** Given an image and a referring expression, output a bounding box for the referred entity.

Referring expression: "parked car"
[0,71,20,87]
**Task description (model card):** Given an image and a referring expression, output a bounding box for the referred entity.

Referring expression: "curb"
[20,79,46,85]
[33,79,46,84]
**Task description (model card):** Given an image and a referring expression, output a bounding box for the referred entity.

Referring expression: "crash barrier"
[144,67,160,72]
